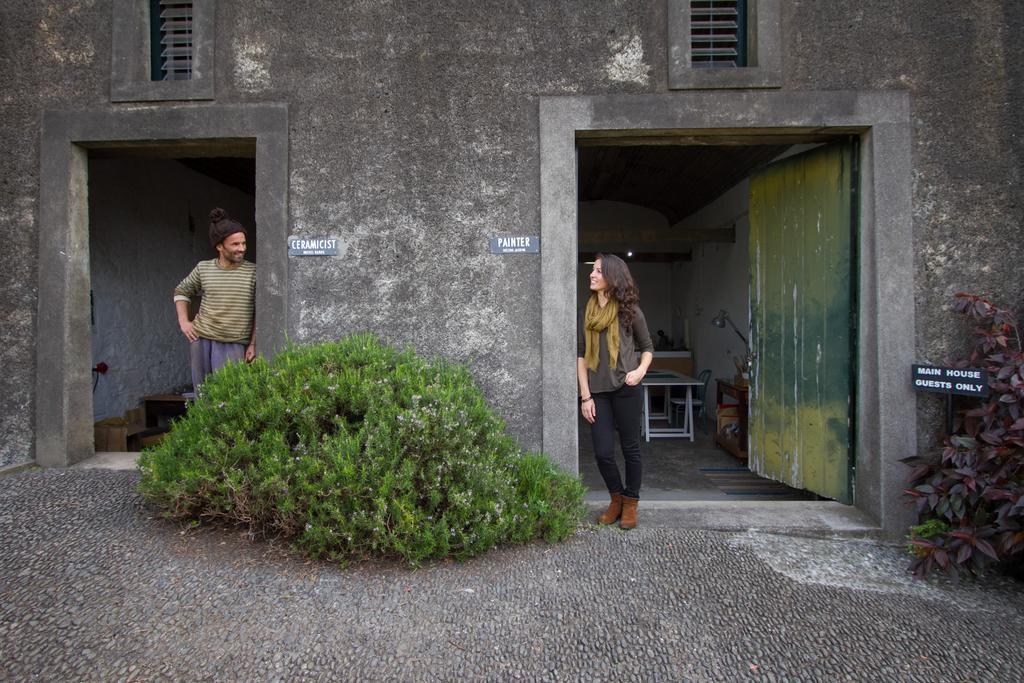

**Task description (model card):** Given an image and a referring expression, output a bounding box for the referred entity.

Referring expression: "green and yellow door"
[748,142,857,503]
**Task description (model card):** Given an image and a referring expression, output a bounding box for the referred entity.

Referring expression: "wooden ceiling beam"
[579,251,692,263]
[579,226,735,246]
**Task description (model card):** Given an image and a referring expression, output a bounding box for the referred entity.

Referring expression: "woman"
[577,253,654,529]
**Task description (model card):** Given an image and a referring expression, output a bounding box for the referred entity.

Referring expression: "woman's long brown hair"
[595,253,639,333]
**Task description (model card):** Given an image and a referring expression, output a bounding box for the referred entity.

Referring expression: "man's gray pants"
[190,338,245,394]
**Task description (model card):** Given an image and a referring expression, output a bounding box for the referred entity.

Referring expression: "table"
[714,378,749,459]
[641,370,703,441]
[142,394,189,429]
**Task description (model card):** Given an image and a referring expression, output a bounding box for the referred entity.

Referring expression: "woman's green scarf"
[584,294,619,372]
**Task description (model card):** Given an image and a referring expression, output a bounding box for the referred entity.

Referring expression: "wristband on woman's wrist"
[580,396,593,404]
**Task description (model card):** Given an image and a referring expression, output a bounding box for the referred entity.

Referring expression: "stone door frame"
[36,104,289,467]
[538,91,916,535]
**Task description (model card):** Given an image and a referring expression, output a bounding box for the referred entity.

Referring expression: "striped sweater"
[174,259,256,344]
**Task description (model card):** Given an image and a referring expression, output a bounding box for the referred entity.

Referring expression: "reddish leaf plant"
[902,293,1024,578]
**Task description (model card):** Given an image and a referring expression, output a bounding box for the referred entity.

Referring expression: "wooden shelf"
[715,378,749,460]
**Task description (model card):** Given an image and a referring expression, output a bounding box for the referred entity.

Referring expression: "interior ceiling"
[177,158,256,196]
[87,142,256,196]
[578,144,790,227]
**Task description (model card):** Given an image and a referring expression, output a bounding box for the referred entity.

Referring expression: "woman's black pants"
[589,382,643,499]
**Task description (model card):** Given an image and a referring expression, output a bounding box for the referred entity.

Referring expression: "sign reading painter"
[911,365,989,397]
[289,237,338,257]
[489,236,539,254]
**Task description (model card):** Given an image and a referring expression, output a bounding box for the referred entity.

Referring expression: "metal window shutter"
[690,0,746,68]
[158,1,193,80]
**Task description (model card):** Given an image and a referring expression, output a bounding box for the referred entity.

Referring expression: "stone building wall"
[0,1,1021,468]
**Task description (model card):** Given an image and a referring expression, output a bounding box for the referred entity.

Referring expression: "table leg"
[686,386,695,442]
[676,385,690,437]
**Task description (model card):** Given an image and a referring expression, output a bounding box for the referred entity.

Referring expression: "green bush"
[906,518,950,558]
[138,333,585,565]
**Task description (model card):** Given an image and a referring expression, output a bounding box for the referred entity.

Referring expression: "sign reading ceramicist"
[911,364,989,397]
[489,236,539,254]
[289,237,338,257]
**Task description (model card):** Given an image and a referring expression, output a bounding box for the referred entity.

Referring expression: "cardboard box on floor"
[95,396,191,452]
[94,418,129,452]
[94,405,147,452]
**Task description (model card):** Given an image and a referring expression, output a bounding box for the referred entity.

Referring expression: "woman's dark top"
[577,305,654,394]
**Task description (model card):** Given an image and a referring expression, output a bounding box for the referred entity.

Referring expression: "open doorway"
[539,91,914,535]
[575,139,856,503]
[87,143,256,453]
[36,104,288,468]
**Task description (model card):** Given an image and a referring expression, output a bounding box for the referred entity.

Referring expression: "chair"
[670,369,712,433]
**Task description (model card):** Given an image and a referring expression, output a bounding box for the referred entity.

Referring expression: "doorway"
[36,104,288,467]
[87,147,256,446]
[538,90,916,534]
[574,140,857,503]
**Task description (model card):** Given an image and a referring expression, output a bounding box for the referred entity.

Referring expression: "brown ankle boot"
[598,492,623,525]
[619,496,639,530]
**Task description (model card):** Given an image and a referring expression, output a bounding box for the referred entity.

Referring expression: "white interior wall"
[88,158,256,420]
[626,263,674,346]
[672,180,751,399]
[577,201,675,342]
[672,145,813,397]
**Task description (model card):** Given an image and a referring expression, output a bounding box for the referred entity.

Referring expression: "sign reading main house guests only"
[912,365,989,397]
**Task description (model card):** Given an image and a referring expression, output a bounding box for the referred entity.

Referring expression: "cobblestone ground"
[2,469,1023,681]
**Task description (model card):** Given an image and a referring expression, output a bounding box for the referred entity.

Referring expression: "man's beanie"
[209,207,247,247]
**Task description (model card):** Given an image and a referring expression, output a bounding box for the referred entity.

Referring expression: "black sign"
[289,238,338,256]
[489,236,539,254]
[911,365,989,397]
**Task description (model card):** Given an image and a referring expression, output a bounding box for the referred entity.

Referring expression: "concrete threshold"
[586,499,883,537]
[72,452,140,471]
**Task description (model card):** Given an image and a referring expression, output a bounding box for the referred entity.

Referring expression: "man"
[174,207,256,393]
